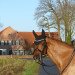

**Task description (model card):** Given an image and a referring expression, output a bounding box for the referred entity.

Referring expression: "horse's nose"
[33,55,40,60]
[33,55,37,60]
[33,56,36,60]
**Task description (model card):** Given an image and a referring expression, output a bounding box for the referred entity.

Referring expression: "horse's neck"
[46,38,73,71]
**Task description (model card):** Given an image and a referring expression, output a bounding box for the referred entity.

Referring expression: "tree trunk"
[56,17,61,40]
[48,25,50,37]
[65,25,71,44]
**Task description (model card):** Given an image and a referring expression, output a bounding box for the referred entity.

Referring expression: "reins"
[34,39,75,75]
[38,57,57,75]
[35,53,58,75]
[60,48,75,74]
[35,39,59,75]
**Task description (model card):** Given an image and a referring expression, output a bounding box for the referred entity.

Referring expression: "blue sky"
[0,0,39,31]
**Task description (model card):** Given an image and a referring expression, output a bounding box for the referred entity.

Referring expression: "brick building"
[0,27,59,55]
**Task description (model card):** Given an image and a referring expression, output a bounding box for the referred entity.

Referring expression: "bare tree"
[57,0,75,44]
[35,0,62,39]
[37,16,52,37]
[35,0,75,43]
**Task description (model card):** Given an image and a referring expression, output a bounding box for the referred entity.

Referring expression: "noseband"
[34,38,47,56]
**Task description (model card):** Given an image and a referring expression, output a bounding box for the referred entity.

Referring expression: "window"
[12,40,16,45]
[13,50,19,55]
[1,40,4,45]
[19,40,20,45]
[19,50,24,55]
[7,40,9,45]
[0,41,1,45]
[4,41,8,45]
[16,40,20,45]
[8,40,12,45]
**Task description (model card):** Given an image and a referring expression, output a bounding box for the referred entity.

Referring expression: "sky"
[0,0,39,32]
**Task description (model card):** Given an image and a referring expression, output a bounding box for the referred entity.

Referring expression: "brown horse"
[32,29,75,75]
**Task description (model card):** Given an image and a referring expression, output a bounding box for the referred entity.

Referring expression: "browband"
[35,39,45,42]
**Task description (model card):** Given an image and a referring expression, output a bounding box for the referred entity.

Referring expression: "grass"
[0,57,40,75]
[22,60,39,75]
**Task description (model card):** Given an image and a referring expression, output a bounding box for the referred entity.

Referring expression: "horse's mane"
[46,37,73,48]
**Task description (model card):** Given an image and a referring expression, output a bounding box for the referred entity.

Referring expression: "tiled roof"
[18,32,59,45]
[18,32,35,45]
[0,27,59,46]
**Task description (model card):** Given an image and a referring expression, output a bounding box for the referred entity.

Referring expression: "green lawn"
[0,58,39,75]
[23,60,39,75]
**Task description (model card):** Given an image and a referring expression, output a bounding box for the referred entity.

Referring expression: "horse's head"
[33,30,75,73]
[32,29,47,61]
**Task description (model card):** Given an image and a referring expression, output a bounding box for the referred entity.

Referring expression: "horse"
[32,29,75,75]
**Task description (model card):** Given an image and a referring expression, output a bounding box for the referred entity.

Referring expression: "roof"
[18,32,59,45]
[0,27,59,46]
[18,32,34,45]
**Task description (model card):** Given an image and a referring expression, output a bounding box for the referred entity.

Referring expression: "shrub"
[0,58,26,75]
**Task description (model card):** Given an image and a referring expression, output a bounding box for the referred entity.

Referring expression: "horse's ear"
[42,29,45,37]
[32,30,38,38]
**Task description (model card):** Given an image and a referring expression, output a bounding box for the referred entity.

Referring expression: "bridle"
[34,38,58,75]
[34,38,47,57]
[34,38,75,75]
